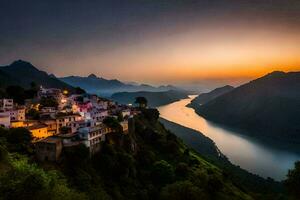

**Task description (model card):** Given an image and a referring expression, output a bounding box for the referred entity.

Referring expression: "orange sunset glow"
[2,1,300,199]
[1,0,300,85]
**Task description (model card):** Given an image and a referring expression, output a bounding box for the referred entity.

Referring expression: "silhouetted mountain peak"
[264,71,285,78]
[195,71,300,144]
[189,85,234,106]
[49,74,57,78]
[10,59,34,67]
[223,85,234,88]
[88,73,98,79]
[8,60,39,72]
[0,60,74,91]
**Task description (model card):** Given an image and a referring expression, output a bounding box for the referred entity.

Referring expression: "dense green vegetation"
[103,116,123,132]
[285,161,300,199]
[0,153,85,200]
[62,108,253,199]
[0,85,38,105]
[0,108,298,199]
[134,96,148,108]
[159,119,285,198]
[0,109,253,200]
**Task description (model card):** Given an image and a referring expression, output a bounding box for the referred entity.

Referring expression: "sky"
[1,0,300,85]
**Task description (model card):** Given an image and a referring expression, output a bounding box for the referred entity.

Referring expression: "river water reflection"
[158,95,300,180]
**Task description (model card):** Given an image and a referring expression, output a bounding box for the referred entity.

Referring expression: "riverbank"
[158,96,300,181]
[159,118,283,195]
[189,102,300,155]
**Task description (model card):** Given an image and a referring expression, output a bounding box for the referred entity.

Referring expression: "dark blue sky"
[1,0,300,84]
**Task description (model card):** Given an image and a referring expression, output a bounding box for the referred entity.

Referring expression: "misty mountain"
[60,74,179,96]
[111,90,189,107]
[0,60,74,91]
[188,85,234,107]
[195,71,300,144]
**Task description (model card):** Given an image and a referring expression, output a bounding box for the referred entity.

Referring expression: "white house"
[0,99,13,111]
[78,124,111,154]
[56,114,82,133]
[121,109,131,118]
[9,107,25,121]
[90,109,109,126]
[0,112,10,128]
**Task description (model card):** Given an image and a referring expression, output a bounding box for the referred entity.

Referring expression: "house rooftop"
[56,113,81,118]
[37,137,62,144]
[28,123,48,130]
[57,133,78,138]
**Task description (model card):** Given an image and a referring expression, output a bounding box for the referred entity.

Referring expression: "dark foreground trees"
[0,153,86,200]
[135,96,148,108]
[285,161,300,199]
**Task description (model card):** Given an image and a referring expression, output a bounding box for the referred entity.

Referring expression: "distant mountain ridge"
[60,74,180,96]
[0,60,181,96]
[0,60,74,91]
[194,71,300,144]
[188,85,234,107]
[111,90,189,107]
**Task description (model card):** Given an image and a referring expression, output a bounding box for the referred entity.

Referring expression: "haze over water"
[158,95,300,180]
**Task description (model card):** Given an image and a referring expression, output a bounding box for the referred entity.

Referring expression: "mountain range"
[60,74,180,96]
[0,60,74,91]
[0,60,182,97]
[192,71,300,144]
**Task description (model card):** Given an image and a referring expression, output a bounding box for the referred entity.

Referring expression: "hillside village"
[0,80,298,200]
[0,86,137,161]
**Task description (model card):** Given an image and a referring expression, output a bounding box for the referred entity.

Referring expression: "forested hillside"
[195,71,300,146]
[0,109,254,200]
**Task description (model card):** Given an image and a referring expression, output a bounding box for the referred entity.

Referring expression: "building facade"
[35,137,63,162]
[0,99,13,111]
[0,113,10,128]
[78,124,111,154]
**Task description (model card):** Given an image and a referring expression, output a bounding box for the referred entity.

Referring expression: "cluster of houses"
[0,87,137,161]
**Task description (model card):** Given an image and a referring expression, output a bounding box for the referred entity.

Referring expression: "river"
[158,95,300,181]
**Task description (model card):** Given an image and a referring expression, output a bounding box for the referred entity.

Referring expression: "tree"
[160,181,204,200]
[25,82,38,99]
[75,87,86,95]
[26,108,40,120]
[142,109,159,122]
[152,160,174,185]
[30,81,37,89]
[117,112,124,122]
[40,96,58,108]
[24,82,39,99]
[175,163,190,177]
[135,97,148,108]
[0,89,7,98]
[136,148,156,166]
[285,161,300,199]
[103,117,122,132]
[0,154,86,200]
[6,85,25,104]
[6,128,33,153]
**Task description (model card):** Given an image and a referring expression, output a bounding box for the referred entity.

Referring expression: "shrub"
[152,160,174,185]
[285,161,300,199]
[160,181,205,200]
